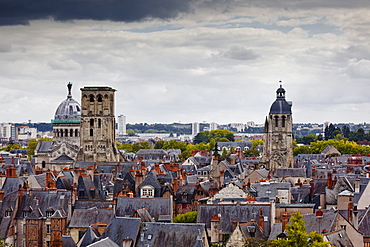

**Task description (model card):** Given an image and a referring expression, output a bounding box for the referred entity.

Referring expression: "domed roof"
[269,84,292,114]
[54,83,81,121]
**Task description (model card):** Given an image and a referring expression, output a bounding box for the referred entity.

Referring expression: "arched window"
[75,129,78,137]
[65,129,68,137]
[70,129,73,137]
[90,119,94,127]
[98,119,101,128]
[97,94,103,102]
[90,129,93,137]
[60,130,63,137]
[89,95,95,102]
[282,116,286,127]
[275,116,279,127]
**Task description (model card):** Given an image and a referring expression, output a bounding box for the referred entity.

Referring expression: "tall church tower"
[260,84,293,171]
[77,86,124,162]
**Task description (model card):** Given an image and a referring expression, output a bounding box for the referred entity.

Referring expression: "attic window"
[141,185,154,198]
[148,234,152,240]
[5,209,12,217]
[46,209,55,218]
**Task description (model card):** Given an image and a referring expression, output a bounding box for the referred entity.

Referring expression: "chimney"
[281,210,289,232]
[173,177,179,194]
[312,165,316,178]
[45,169,52,189]
[259,208,265,232]
[231,220,237,231]
[355,177,360,193]
[123,238,133,247]
[135,170,143,196]
[348,196,353,222]
[353,204,359,230]
[154,163,160,174]
[0,190,4,201]
[327,172,332,189]
[211,214,221,243]
[316,206,324,217]
[310,179,314,195]
[247,178,251,188]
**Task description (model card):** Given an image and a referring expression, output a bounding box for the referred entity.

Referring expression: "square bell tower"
[77,86,124,162]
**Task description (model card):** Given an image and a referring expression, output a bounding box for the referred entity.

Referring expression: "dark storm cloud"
[0,0,194,26]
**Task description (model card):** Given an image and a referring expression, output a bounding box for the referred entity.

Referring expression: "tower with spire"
[260,83,293,171]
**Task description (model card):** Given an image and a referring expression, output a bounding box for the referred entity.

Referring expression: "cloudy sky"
[1,0,370,125]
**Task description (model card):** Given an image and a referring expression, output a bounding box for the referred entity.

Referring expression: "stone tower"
[77,86,124,162]
[260,84,293,171]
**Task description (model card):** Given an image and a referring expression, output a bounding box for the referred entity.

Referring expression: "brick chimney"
[310,179,314,195]
[348,196,353,222]
[173,177,179,194]
[327,172,332,189]
[0,190,4,201]
[259,208,264,231]
[282,210,289,232]
[135,170,144,196]
[316,206,324,217]
[45,169,52,189]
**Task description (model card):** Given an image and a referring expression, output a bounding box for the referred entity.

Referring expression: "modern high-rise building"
[260,84,293,171]
[117,114,127,135]
[0,123,16,141]
[192,122,200,136]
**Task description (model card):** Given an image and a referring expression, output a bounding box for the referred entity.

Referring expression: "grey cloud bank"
[0,1,370,125]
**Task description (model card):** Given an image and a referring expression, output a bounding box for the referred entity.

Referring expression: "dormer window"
[141,185,154,197]
[5,206,12,217]
[46,208,55,218]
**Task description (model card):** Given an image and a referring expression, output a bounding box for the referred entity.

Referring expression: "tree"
[126,129,136,136]
[194,130,234,144]
[173,211,197,223]
[26,137,53,160]
[243,237,272,247]
[342,125,350,138]
[271,212,330,247]
[243,149,260,157]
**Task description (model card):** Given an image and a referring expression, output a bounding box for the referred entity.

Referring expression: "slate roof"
[98,217,141,247]
[175,185,195,204]
[69,208,114,228]
[302,209,337,234]
[275,168,306,178]
[116,197,172,221]
[36,141,53,153]
[197,204,271,235]
[74,200,113,210]
[359,206,370,237]
[268,223,282,241]
[0,191,18,238]
[136,222,207,247]
[326,176,354,205]
[77,226,99,247]
[138,172,162,197]
[87,237,119,247]
[134,208,154,222]
[62,235,77,247]
[51,153,74,163]
[324,229,354,247]
[15,190,71,219]
[251,182,290,200]
[1,177,23,195]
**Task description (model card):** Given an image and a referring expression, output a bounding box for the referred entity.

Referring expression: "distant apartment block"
[209,122,218,131]
[192,122,200,136]
[0,123,16,141]
[117,114,127,135]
